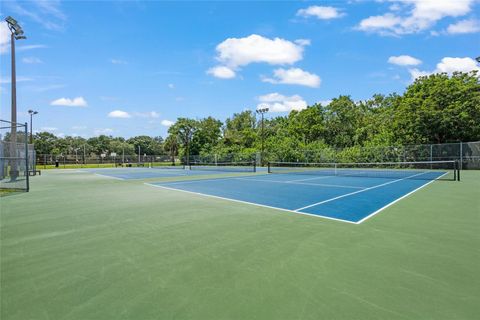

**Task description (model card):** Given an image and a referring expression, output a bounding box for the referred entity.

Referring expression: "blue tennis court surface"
[84,166,266,180]
[147,171,446,224]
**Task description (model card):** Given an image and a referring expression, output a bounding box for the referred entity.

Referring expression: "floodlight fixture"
[256,104,270,114]
[5,16,18,25]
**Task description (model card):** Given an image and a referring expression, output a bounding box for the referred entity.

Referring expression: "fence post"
[24,123,29,192]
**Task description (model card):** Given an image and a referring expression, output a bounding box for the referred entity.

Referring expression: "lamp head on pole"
[256,104,270,114]
[5,16,26,40]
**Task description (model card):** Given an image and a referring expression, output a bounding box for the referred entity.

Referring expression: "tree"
[223,111,257,148]
[323,96,365,148]
[33,132,58,155]
[164,134,179,164]
[168,118,198,164]
[127,136,163,155]
[191,117,222,155]
[393,71,480,144]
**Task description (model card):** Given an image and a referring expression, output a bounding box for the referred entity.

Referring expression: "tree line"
[32,72,480,162]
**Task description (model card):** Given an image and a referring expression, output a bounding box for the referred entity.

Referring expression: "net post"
[253,160,256,173]
[456,160,460,181]
[267,162,271,173]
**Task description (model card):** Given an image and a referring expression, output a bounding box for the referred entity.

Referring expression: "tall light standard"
[5,16,26,180]
[28,110,38,144]
[256,105,269,166]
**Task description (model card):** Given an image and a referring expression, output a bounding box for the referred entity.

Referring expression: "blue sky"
[1,0,479,138]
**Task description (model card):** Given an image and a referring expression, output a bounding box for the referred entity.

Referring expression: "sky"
[0,0,479,138]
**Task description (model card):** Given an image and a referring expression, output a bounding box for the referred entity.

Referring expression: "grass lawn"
[1,170,479,319]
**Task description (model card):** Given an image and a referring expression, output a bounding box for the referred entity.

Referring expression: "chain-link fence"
[1,120,32,193]
[35,153,181,169]
[264,141,480,169]
[34,141,480,170]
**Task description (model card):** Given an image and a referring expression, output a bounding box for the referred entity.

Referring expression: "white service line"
[234,177,365,189]
[144,183,357,224]
[294,171,429,212]
[355,171,449,224]
[94,173,126,181]
[286,175,333,183]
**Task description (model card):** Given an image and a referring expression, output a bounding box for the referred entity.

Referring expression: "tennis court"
[147,161,458,223]
[2,165,478,320]
[84,161,259,180]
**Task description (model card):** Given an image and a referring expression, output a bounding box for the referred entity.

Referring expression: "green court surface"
[1,170,479,319]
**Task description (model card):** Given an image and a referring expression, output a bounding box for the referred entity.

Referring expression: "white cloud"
[0,76,34,84]
[208,34,310,79]
[22,57,43,64]
[50,97,87,107]
[72,125,87,130]
[0,19,49,55]
[297,6,344,20]
[207,66,236,79]
[409,57,480,81]
[435,57,480,74]
[40,127,58,132]
[5,0,67,31]
[215,34,307,68]
[318,99,332,106]
[94,128,114,135]
[294,39,311,46]
[110,59,127,65]
[446,19,480,34]
[0,22,10,54]
[168,83,175,89]
[262,68,321,87]
[257,93,308,113]
[357,0,475,36]
[17,44,48,52]
[161,120,174,127]
[358,13,403,35]
[108,110,131,118]
[408,68,431,80]
[388,55,422,66]
[134,111,160,118]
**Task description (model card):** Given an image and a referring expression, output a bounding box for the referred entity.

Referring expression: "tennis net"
[189,161,256,172]
[268,161,459,181]
[150,163,185,170]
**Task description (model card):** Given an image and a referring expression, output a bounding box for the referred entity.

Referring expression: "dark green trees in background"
[32,71,480,159]
[392,72,480,145]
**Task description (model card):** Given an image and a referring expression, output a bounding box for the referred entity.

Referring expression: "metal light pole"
[5,16,26,180]
[28,110,38,144]
[256,105,269,166]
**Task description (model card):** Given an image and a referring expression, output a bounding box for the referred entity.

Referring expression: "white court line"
[94,173,126,181]
[144,183,357,224]
[356,172,449,224]
[294,171,429,212]
[234,177,365,189]
[286,176,333,183]
[159,176,247,185]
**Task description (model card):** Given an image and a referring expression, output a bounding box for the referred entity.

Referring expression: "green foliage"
[32,72,480,163]
[393,71,480,144]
